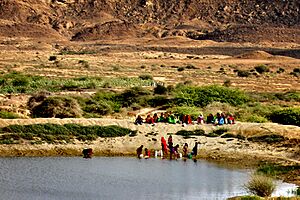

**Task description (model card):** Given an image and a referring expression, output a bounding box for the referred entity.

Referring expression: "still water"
[0,157,297,200]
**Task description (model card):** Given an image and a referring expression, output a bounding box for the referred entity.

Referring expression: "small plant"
[269,108,300,126]
[244,174,276,197]
[255,65,269,74]
[138,74,153,80]
[276,68,285,74]
[223,79,231,87]
[49,56,57,61]
[177,67,185,72]
[293,68,300,73]
[186,64,196,69]
[0,111,20,119]
[237,70,251,77]
[154,84,168,95]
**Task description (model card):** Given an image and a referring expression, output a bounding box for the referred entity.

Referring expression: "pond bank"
[0,119,299,186]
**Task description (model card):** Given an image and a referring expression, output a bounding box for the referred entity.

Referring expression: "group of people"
[135,112,235,126]
[137,135,199,160]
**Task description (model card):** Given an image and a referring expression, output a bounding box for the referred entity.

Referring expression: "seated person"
[167,114,177,124]
[157,113,165,122]
[227,114,235,124]
[216,113,224,125]
[153,113,159,123]
[185,115,192,124]
[206,113,214,124]
[134,115,143,125]
[145,114,154,124]
[197,114,205,124]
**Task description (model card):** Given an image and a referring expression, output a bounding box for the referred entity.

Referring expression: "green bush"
[31,96,82,118]
[237,70,251,77]
[255,65,269,74]
[0,124,136,143]
[49,56,57,61]
[84,102,112,115]
[119,87,151,107]
[177,67,185,72]
[170,106,200,120]
[138,74,153,80]
[269,108,300,126]
[244,174,276,197]
[154,84,168,95]
[174,85,250,107]
[0,111,20,119]
[147,96,169,107]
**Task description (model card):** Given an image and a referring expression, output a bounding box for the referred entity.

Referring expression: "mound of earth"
[0,0,299,43]
[236,50,274,59]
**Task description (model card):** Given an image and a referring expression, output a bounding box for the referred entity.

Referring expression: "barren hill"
[0,0,299,43]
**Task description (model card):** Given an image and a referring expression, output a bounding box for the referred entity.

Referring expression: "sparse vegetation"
[244,174,276,197]
[0,124,136,144]
[255,65,270,74]
[0,111,21,119]
[269,108,300,126]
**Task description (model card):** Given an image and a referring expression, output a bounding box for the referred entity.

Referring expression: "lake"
[0,157,297,200]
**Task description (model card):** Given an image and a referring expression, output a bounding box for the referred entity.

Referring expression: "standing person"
[191,142,198,157]
[168,135,173,149]
[183,143,188,157]
[161,137,167,155]
[136,145,143,158]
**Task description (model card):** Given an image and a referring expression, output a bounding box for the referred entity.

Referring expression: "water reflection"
[0,157,297,200]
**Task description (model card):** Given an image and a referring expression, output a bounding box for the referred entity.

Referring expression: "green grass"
[257,164,300,177]
[0,111,21,119]
[0,124,136,144]
[0,72,154,94]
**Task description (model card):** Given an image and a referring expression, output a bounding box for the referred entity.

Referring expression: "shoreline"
[0,119,299,186]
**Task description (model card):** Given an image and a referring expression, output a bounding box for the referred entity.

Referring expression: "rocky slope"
[0,0,299,42]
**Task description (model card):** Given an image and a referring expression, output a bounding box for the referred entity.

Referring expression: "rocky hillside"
[0,0,299,42]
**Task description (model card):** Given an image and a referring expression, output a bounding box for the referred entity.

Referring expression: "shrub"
[237,70,251,77]
[0,111,20,119]
[139,74,153,80]
[49,56,57,61]
[147,96,169,107]
[31,96,82,118]
[186,64,196,69]
[177,67,185,72]
[173,85,250,107]
[269,108,300,126]
[293,68,300,73]
[244,174,276,197]
[154,84,168,95]
[83,100,112,115]
[276,68,285,73]
[255,65,269,74]
[170,106,200,120]
[120,87,151,107]
[223,79,231,87]
[0,124,135,143]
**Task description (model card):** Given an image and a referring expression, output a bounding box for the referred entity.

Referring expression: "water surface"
[0,157,297,200]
